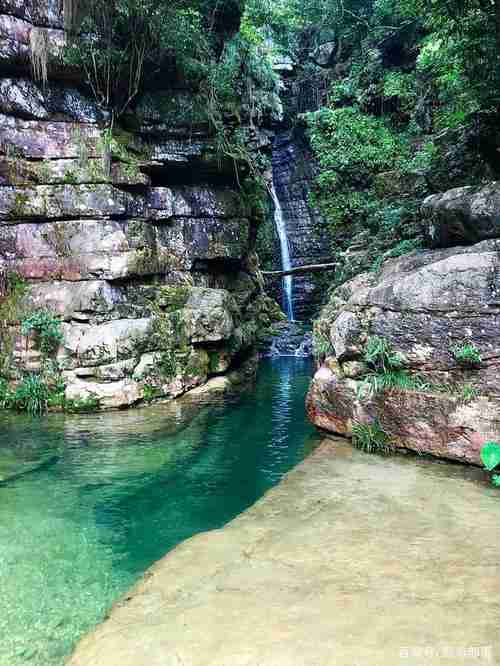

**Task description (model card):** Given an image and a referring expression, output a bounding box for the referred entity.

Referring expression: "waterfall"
[270,182,294,321]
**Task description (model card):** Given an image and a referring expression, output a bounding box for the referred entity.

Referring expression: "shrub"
[21,310,63,355]
[306,107,407,228]
[352,421,393,455]
[450,343,482,367]
[10,374,49,416]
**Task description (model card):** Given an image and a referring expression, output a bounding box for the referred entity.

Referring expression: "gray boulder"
[423,182,500,247]
[307,240,500,465]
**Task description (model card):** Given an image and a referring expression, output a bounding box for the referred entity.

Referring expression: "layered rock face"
[307,239,500,464]
[0,2,279,409]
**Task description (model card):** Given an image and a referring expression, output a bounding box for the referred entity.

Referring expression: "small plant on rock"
[21,310,63,355]
[480,442,500,487]
[450,342,482,367]
[459,384,479,403]
[312,329,334,361]
[358,336,425,398]
[364,336,405,372]
[352,421,393,455]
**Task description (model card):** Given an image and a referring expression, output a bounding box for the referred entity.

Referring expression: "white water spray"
[270,182,294,320]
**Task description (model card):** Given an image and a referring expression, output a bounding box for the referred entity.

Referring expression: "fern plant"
[352,421,393,455]
[358,369,429,400]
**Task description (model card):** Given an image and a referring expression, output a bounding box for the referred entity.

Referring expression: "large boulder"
[422,182,500,248]
[306,240,500,464]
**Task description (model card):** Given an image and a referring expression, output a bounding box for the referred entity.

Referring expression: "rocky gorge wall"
[269,129,330,321]
[307,183,500,465]
[0,1,281,410]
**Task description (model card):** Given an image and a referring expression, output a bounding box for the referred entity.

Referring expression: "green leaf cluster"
[21,310,64,356]
[352,421,393,455]
[450,343,482,367]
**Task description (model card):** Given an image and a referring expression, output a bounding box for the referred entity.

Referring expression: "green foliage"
[358,336,431,399]
[159,349,178,379]
[352,421,393,455]
[21,310,63,356]
[458,384,478,404]
[0,377,10,409]
[9,374,50,417]
[450,343,482,367]
[480,442,500,488]
[358,368,430,400]
[142,383,159,402]
[363,336,404,373]
[312,329,334,361]
[263,0,500,293]
[306,106,405,228]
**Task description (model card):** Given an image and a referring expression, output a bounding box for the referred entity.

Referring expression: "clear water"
[0,358,319,666]
[270,182,294,320]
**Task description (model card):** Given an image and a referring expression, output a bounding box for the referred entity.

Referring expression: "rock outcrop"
[307,239,500,464]
[423,181,500,248]
[0,2,280,410]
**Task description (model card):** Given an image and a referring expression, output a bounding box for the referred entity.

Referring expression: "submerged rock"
[306,240,500,464]
[67,439,500,665]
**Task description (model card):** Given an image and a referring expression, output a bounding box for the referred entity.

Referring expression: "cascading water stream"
[270,182,294,320]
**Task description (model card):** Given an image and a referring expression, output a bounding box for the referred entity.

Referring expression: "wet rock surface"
[265,129,331,320]
[68,438,500,666]
[307,240,500,464]
[263,320,312,357]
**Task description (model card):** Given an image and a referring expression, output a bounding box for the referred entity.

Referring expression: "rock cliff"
[307,231,500,464]
[0,1,280,410]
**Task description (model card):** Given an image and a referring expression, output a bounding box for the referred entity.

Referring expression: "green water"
[0,358,319,665]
